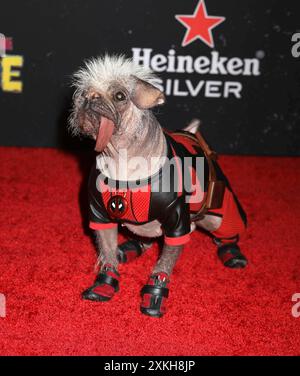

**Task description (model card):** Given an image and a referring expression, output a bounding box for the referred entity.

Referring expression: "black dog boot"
[118,239,149,264]
[82,264,120,302]
[140,272,170,318]
[217,242,248,269]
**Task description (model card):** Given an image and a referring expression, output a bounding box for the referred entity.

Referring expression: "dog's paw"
[217,243,248,269]
[117,239,148,263]
[82,265,120,302]
[140,272,170,318]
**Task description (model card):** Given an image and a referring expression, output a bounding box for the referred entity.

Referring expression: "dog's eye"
[114,91,126,102]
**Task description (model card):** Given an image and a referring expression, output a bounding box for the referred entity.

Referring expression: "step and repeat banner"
[0,0,299,155]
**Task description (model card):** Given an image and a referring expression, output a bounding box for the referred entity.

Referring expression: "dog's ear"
[131,77,165,109]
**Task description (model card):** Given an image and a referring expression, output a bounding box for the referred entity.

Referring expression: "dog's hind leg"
[82,227,120,302]
[118,220,162,263]
[196,190,248,269]
[118,239,152,263]
[195,214,223,232]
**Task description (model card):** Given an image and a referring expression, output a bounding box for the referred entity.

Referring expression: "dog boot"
[140,272,170,318]
[216,241,248,269]
[118,239,149,263]
[82,264,120,302]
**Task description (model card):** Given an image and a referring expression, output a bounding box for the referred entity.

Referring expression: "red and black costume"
[88,130,247,245]
[84,130,248,315]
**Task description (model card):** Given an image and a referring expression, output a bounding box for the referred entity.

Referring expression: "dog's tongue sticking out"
[95,117,115,152]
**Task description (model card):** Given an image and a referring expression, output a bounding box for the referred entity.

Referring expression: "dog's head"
[69,55,165,152]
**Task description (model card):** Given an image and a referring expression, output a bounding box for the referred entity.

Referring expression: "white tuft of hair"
[72,54,159,93]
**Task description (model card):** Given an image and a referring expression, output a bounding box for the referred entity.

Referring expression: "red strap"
[164,233,190,246]
[89,222,118,230]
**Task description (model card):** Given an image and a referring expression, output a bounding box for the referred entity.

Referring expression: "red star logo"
[175,0,225,48]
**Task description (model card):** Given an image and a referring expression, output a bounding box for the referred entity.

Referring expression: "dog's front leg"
[153,244,183,276]
[82,227,120,302]
[95,228,119,270]
[140,244,183,318]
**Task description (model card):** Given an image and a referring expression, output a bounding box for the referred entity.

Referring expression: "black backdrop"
[0,0,299,155]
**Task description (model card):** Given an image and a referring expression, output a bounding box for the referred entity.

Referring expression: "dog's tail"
[183,118,201,134]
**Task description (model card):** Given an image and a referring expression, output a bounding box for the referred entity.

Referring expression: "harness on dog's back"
[164,129,226,221]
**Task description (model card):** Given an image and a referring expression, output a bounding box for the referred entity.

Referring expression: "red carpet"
[0,147,299,356]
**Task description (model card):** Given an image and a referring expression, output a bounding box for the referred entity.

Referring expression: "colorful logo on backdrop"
[175,0,225,48]
[131,0,262,99]
[0,34,24,93]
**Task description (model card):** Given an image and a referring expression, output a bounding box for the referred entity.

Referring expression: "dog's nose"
[86,91,101,100]
[84,91,102,110]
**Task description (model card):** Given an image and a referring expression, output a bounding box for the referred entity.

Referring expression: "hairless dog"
[69,55,247,317]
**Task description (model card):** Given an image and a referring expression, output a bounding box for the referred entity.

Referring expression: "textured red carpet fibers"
[0,147,299,356]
